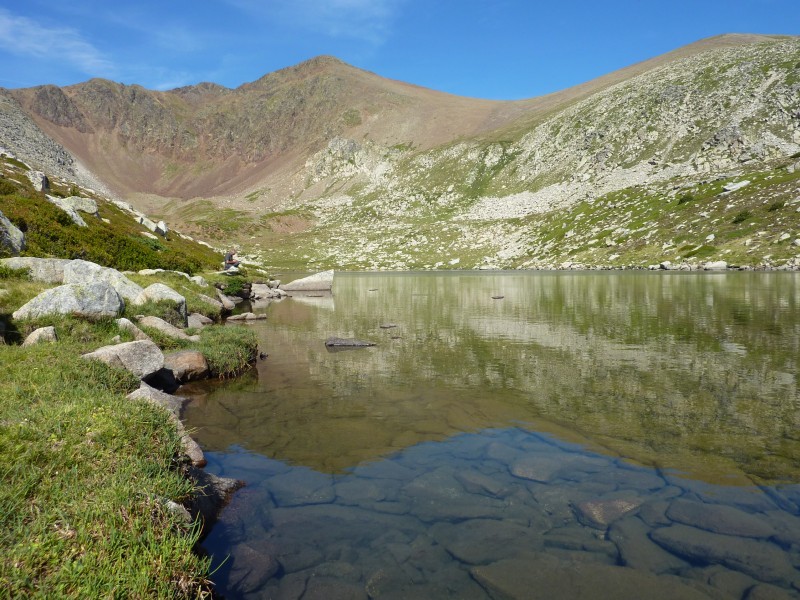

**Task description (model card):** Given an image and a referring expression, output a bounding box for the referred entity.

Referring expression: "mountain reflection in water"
[182,271,800,599]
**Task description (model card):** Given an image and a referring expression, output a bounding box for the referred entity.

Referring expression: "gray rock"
[666,499,775,538]
[189,275,207,287]
[22,326,58,347]
[266,469,336,507]
[198,293,224,311]
[471,554,713,600]
[1,257,70,283]
[608,517,688,573]
[133,283,187,324]
[0,209,25,255]
[281,270,334,292]
[187,313,212,328]
[25,170,49,191]
[650,524,799,586]
[61,195,98,215]
[509,455,566,483]
[324,337,375,347]
[225,541,281,595]
[184,465,243,535]
[63,260,143,302]
[13,281,124,320]
[704,260,728,270]
[430,518,545,565]
[216,289,236,311]
[82,339,164,380]
[115,317,150,341]
[575,495,645,529]
[45,194,87,227]
[163,350,209,382]
[137,315,199,342]
[126,382,205,466]
[227,312,266,321]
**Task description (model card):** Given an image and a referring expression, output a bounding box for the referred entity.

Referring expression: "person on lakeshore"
[224,248,241,270]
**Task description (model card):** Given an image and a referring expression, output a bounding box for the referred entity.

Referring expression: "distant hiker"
[224,248,241,270]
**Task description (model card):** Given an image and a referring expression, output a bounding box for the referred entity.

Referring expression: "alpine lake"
[181,271,800,599]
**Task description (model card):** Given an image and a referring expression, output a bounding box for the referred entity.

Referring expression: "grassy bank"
[0,271,258,598]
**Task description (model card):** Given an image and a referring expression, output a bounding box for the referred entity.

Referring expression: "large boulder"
[0,210,25,256]
[82,339,164,380]
[280,270,334,292]
[13,281,124,320]
[1,257,70,283]
[133,283,187,324]
[63,260,143,302]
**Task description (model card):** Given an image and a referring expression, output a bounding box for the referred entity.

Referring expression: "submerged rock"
[325,337,376,348]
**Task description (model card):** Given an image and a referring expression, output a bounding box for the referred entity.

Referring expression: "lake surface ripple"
[182,271,800,599]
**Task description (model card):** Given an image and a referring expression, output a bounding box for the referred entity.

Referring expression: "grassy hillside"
[0,155,221,272]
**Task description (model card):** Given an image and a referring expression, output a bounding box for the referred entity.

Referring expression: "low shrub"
[732,210,752,224]
[767,200,785,212]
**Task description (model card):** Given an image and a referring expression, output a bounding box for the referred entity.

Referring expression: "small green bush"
[677,194,695,205]
[0,265,30,280]
[767,200,785,212]
[732,210,752,224]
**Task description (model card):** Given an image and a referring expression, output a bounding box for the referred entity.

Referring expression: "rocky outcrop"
[82,339,164,380]
[45,194,87,227]
[13,281,124,320]
[183,466,243,535]
[0,210,25,256]
[187,313,213,328]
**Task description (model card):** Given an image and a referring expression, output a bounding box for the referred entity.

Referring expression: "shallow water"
[183,271,800,599]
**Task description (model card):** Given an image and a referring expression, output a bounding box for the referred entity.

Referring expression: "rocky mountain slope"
[2,34,799,270]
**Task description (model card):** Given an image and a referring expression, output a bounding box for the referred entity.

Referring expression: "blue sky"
[0,0,797,100]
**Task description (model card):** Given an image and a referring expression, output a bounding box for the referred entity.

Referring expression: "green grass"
[0,267,260,596]
[0,341,212,598]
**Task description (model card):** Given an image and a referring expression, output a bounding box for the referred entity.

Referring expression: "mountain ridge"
[1,33,799,270]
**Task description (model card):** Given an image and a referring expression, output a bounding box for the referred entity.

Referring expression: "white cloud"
[228,0,404,44]
[0,8,115,77]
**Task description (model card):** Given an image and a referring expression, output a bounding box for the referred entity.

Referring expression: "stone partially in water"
[666,498,775,538]
[225,540,281,595]
[325,337,376,348]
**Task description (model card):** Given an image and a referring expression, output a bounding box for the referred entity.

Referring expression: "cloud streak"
[228,0,404,44]
[0,8,115,77]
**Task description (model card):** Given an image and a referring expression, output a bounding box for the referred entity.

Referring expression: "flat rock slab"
[666,499,775,538]
[325,337,376,347]
[138,315,199,342]
[281,270,334,292]
[1,257,71,283]
[471,555,713,600]
[650,524,799,587]
[227,312,267,321]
